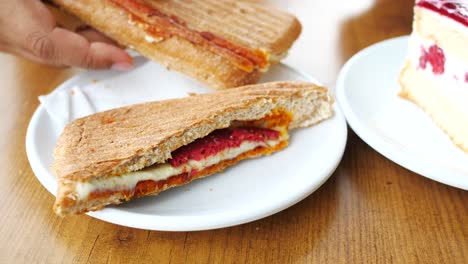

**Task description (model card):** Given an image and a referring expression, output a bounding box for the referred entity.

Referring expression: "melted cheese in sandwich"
[74,137,285,199]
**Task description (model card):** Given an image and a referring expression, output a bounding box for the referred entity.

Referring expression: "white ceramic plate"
[26,60,347,231]
[336,36,468,190]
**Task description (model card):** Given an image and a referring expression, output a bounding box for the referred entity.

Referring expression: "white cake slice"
[399,0,468,152]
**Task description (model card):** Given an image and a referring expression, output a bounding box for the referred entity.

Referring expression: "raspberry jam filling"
[419,44,446,74]
[169,127,280,167]
[417,0,468,26]
[75,109,294,205]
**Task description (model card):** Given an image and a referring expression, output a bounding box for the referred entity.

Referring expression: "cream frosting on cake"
[399,0,468,152]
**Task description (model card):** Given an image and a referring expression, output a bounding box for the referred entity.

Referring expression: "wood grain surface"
[0,0,467,263]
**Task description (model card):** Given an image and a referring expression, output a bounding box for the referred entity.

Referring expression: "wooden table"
[1,0,466,263]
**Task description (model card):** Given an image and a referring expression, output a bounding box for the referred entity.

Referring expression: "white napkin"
[39,85,95,129]
[38,56,215,136]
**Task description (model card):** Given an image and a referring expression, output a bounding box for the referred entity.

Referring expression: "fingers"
[26,27,133,69]
[1,0,132,70]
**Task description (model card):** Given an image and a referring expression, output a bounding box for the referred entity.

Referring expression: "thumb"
[28,27,133,69]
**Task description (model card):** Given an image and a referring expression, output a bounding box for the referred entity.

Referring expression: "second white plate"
[336,36,468,190]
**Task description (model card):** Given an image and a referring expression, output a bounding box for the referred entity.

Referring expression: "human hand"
[0,0,133,70]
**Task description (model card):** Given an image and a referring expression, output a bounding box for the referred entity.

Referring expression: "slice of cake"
[399,0,468,152]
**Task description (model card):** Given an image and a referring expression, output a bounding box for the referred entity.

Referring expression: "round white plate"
[336,36,468,190]
[26,60,347,231]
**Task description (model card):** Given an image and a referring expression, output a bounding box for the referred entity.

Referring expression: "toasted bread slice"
[52,0,302,89]
[53,81,333,215]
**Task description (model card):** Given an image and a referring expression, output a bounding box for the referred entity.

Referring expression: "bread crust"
[52,81,333,215]
[52,0,302,89]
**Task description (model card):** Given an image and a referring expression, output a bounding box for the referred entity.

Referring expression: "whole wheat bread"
[53,81,333,215]
[52,0,302,89]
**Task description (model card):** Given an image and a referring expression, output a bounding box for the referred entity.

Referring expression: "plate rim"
[336,35,468,191]
[26,63,348,231]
